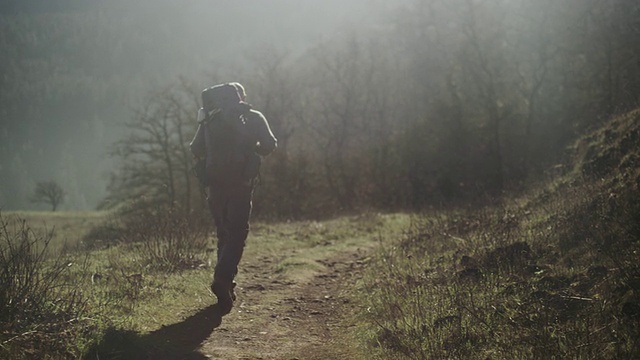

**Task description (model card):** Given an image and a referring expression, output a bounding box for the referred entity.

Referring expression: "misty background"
[1,0,638,215]
[0,0,389,210]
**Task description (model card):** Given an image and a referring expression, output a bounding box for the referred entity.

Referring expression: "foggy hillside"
[1,0,638,216]
[0,0,395,210]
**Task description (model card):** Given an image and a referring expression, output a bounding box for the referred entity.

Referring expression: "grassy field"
[1,210,108,254]
[2,188,638,359]
[0,209,412,359]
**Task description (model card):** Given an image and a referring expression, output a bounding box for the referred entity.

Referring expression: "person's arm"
[252,110,277,156]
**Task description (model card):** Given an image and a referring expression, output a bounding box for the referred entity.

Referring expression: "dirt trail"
[145,246,372,360]
[200,249,368,360]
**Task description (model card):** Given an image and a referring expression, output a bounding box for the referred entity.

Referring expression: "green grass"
[2,210,109,254]
[0,209,411,359]
[247,213,410,283]
[4,192,638,359]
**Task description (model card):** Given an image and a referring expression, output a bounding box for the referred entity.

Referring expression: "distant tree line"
[256,0,639,215]
[0,0,374,211]
[3,0,637,217]
[0,6,151,209]
[0,0,257,210]
[100,0,640,219]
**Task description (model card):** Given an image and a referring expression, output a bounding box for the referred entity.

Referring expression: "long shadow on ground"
[84,304,224,360]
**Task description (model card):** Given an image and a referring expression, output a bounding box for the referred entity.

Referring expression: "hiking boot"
[211,280,233,315]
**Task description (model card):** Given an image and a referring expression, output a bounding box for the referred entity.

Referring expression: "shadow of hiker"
[84,304,224,360]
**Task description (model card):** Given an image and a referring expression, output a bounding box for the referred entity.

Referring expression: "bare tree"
[30,181,65,211]
[101,80,201,214]
[304,36,374,210]
[242,47,310,217]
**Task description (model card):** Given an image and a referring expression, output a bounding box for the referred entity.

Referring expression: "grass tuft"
[0,212,96,359]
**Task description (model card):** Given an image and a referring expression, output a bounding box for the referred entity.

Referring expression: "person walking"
[190,83,277,314]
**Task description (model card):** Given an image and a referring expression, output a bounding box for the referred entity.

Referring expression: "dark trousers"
[207,182,253,283]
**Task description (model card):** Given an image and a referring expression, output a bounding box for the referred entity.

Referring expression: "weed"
[118,207,211,272]
[0,212,94,359]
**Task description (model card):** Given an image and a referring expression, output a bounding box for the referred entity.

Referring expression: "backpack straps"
[199,108,222,125]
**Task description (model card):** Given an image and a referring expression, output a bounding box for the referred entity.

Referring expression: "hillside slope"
[357,108,640,359]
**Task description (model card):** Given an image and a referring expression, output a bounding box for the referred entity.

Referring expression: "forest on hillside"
[0,0,377,210]
[1,0,639,217]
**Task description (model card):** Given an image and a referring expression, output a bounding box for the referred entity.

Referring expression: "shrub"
[81,220,123,249]
[118,206,211,272]
[0,212,93,358]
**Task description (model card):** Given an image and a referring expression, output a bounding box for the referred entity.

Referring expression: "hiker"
[190,83,277,314]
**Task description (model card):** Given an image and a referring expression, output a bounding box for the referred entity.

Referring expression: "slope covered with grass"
[356,109,640,359]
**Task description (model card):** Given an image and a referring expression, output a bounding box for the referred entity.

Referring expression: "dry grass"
[0,212,96,359]
[2,211,108,254]
[354,109,640,359]
[357,184,640,358]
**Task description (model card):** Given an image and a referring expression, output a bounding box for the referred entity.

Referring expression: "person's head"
[230,82,246,102]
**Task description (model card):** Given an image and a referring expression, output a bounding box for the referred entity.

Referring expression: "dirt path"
[199,249,369,360]
[138,245,372,360]
[84,216,410,360]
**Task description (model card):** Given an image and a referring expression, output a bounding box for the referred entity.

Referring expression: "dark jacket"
[190,105,277,185]
[242,108,277,156]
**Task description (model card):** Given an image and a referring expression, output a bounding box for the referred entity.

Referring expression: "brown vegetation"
[359,108,640,359]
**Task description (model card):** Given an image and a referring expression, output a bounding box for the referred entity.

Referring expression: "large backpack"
[196,84,258,185]
[201,83,241,113]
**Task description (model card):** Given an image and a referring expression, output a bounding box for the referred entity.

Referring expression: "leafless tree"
[242,47,310,217]
[30,181,65,211]
[101,80,201,214]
